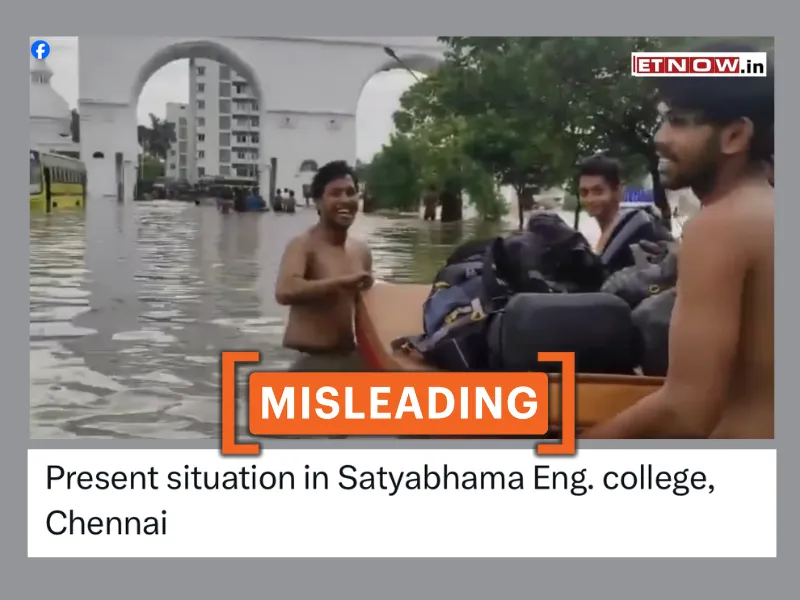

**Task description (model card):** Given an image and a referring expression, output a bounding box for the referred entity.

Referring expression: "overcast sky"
[40,36,418,161]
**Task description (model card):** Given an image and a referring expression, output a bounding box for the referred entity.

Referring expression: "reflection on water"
[30,200,601,439]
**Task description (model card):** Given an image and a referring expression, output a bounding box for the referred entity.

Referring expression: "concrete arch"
[356,52,443,100]
[77,36,447,200]
[130,39,264,107]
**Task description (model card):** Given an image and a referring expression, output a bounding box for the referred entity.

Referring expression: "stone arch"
[298,159,318,173]
[129,39,267,192]
[356,52,443,98]
[130,39,264,106]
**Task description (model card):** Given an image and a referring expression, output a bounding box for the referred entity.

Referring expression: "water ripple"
[30,199,579,439]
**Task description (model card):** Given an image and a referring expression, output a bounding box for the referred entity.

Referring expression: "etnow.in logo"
[31,40,51,60]
[631,52,768,77]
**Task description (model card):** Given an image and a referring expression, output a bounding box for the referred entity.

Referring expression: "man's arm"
[361,243,374,290]
[584,210,748,438]
[274,237,351,305]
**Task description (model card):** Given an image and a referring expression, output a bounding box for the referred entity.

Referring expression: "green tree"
[137,114,176,161]
[396,39,575,228]
[140,154,165,181]
[362,135,422,213]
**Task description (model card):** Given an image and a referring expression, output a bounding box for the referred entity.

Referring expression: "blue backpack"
[392,235,555,371]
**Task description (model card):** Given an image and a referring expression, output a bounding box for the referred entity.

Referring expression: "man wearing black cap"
[586,42,774,439]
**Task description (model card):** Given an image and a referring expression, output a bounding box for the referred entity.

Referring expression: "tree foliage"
[363,36,772,227]
[137,114,176,161]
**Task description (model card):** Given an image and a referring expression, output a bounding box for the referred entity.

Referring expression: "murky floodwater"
[30,199,603,439]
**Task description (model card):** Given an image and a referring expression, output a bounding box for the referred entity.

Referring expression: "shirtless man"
[275,160,373,371]
[585,45,774,439]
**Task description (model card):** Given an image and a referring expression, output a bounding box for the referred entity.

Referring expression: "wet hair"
[576,155,622,189]
[656,42,774,160]
[310,160,358,200]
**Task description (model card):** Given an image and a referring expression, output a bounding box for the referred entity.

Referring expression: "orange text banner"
[248,371,550,437]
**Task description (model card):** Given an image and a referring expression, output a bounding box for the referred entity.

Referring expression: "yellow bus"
[30,150,87,213]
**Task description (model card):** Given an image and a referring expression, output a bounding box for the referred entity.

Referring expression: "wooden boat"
[355,282,665,430]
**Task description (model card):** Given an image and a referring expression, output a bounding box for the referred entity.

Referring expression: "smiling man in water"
[275,160,373,371]
[586,43,774,439]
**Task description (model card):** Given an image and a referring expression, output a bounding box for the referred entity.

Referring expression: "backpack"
[601,240,679,309]
[392,236,554,371]
[524,212,607,293]
[600,209,675,275]
[632,288,676,377]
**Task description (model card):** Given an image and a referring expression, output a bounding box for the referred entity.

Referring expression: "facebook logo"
[31,40,51,60]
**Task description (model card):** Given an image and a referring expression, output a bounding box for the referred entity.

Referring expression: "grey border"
[8,3,790,598]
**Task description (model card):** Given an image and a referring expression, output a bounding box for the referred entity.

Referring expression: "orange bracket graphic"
[220,351,262,456]
[535,352,576,456]
[220,350,576,456]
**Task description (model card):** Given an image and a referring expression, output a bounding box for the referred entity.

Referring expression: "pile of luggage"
[392,210,677,377]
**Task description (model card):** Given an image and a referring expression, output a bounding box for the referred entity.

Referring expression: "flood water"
[30,199,603,439]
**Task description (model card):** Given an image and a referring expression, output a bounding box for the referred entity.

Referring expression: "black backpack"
[524,212,607,293]
[392,236,554,371]
[601,240,679,309]
[392,216,604,371]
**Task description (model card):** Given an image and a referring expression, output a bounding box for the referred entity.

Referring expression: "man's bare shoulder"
[284,230,317,251]
[346,235,371,256]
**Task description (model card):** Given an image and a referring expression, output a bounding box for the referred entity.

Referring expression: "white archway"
[357,52,443,93]
[78,36,446,200]
[133,40,267,193]
[354,51,443,165]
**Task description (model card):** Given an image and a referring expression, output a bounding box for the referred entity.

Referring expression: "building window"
[219,149,231,163]
[179,168,187,180]
[219,99,231,114]
[197,100,205,110]
[251,133,259,144]
[169,163,176,170]
[219,133,230,146]
[219,116,231,130]
[197,83,205,93]
[197,117,205,127]
[170,150,176,157]
[219,65,231,80]
[197,133,205,142]
[197,66,205,76]
[236,135,247,143]
[237,151,247,159]
[219,82,231,98]
[251,117,259,127]
[198,150,205,159]
[220,165,230,176]
[179,117,187,127]
[179,142,188,154]
[198,167,205,177]
[179,155,187,166]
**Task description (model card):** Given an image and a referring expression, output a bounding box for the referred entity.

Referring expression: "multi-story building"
[187,58,261,182]
[164,102,190,180]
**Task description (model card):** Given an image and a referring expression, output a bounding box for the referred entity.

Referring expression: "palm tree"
[137,113,177,160]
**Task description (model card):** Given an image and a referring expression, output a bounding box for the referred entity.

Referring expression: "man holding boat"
[274,160,373,371]
[586,43,774,439]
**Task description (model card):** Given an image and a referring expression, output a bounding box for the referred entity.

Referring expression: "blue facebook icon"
[31,40,51,60]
